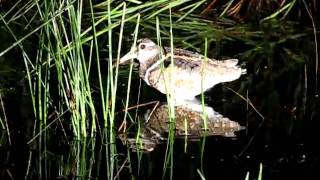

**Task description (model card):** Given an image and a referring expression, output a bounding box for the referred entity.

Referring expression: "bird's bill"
[119,47,137,64]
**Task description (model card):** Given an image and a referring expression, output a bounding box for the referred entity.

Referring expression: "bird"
[119,38,245,116]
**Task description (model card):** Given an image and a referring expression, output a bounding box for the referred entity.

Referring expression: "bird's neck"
[139,47,167,79]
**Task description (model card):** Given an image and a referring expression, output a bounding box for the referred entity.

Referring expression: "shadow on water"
[1,1,320,180]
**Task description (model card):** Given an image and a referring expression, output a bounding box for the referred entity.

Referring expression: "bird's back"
[145,49,244,100]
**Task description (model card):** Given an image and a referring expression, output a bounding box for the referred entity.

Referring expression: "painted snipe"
[120,38,245,104]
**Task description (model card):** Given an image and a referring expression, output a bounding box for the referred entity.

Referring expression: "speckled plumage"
[120,38,245,102]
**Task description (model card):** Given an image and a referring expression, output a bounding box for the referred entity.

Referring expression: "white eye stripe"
[146,46,156,50]
[139,45,156,51]
[136,40,159,63]
[139,41,156,47]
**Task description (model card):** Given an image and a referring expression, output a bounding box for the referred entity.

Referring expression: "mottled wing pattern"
[164,47,204,59]
[146,49,243,99]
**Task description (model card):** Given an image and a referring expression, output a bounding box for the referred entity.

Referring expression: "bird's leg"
[118,120,127,133]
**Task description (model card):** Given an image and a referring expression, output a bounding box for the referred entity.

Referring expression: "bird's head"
[120,38,160,65]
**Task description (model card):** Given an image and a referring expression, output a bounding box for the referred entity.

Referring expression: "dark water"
[1,16,320,180]
[2,63,320,180]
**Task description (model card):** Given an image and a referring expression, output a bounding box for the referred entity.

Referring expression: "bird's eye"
[140,44,146,50]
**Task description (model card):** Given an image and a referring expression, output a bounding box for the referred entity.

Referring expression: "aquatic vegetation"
[0,0,318,179]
